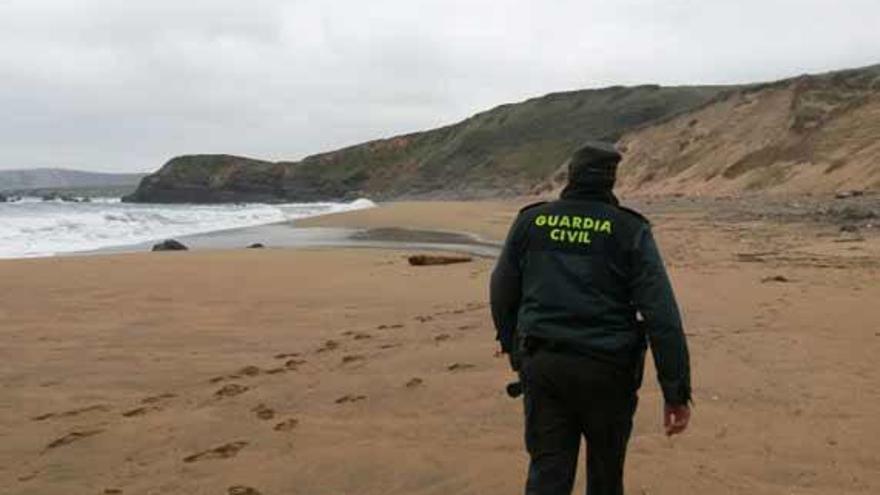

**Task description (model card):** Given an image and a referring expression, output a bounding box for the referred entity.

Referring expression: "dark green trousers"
[521,349,638,495]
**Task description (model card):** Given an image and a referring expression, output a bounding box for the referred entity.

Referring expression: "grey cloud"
[0,0,878,171]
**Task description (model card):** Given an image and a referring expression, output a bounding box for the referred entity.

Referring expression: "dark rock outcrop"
[123,155,286,203]
[247,243,265,249]
[151,239,189,252]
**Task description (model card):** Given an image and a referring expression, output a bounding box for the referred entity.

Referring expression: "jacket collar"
[559,183,620,206]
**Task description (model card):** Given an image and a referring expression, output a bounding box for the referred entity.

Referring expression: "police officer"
[490,141,692,495]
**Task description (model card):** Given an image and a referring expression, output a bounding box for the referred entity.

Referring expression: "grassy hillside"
[125,85,727,203]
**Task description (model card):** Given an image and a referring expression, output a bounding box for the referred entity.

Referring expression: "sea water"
[0,197,375,259]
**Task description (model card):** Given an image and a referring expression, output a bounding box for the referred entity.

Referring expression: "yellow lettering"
[547,216,559,227]
[559,215,571,228]
[535,215,547,227]
[571,217,582,229]
[550,229,562,241]
[600,221,613,234]
[584,218,594,230]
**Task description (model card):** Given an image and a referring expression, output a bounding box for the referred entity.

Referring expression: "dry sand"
[1,199,879,494]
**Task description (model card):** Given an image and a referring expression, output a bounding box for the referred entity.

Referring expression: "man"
[490,141,692,495]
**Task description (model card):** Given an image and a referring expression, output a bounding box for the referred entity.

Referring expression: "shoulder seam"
[518,201,548,214]
[616,205,651,225]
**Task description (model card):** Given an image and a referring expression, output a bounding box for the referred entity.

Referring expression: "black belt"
[523,336,583,357]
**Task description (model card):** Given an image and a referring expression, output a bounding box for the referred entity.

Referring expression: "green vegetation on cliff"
[125,84,726,203]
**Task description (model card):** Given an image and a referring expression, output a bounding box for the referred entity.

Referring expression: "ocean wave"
[0,198,375,259]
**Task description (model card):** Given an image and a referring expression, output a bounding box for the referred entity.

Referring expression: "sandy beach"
[2,198,879,494]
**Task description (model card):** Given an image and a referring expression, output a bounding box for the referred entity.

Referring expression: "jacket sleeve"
[629,226,692,406]
[490,216,525,353]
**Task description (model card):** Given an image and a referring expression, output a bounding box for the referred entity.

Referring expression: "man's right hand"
[664,403,691,436]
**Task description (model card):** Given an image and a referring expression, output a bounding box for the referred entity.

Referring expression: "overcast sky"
[1,0,877,172]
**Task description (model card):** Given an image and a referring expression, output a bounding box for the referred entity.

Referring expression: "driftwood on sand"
[407,254,473,266]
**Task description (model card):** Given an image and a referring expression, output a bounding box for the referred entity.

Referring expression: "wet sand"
[1,198,879,494]
[93,220,501,259]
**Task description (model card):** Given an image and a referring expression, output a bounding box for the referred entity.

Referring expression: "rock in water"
[247,243,265,249]
[408,255,472,266]
[152,239,189,252]
[0,193,7,202]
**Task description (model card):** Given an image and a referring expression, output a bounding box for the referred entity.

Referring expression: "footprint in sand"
[103,489,123,494]
[273,352,300,360]
[252,404,275,420]
[122,406,162,418]
[273,418,299,432]
[210,366,263,384]
[379,343,401,350]
[32,404,111,422]
[447,363,475,372]
[183,441,248,463]
[214,384,250,399]
[264,367,287,375]
[141,393,177,404]
[233,366,262,377]
[434,334,452,342]
[123,392,178,417]
[44,429,104,450]
[316,340,340,353]
[405,378,424,388]
[341,355,366,365]
[342,331,373,340]
[284,359,307,370]
[415,316,434,323]
[228,486,262,495]
[377,324,404,330]
[17,470,41,482]
[335,394,367,404]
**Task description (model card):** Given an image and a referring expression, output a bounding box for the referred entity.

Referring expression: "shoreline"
[1,213,502,263]
[0,198,378,261]
[87,221,502,259]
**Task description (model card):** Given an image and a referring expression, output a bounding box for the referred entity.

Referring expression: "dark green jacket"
[490,195,692,405]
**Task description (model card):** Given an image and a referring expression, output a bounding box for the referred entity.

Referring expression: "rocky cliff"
[124,85,725,203]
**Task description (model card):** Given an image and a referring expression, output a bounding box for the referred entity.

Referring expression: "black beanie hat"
[566,140,621,191]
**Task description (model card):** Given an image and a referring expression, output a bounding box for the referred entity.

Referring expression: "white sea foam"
[0,198,376,259]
